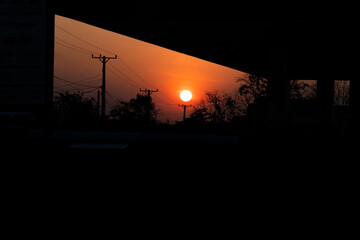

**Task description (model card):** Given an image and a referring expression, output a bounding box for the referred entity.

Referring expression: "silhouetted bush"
[53,91,99,129]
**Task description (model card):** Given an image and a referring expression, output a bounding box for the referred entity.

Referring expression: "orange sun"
[180,90,192,102]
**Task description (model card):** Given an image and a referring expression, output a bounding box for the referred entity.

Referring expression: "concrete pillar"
[267,47,289,136]
[317,78,334,137]
[350,79,360,137]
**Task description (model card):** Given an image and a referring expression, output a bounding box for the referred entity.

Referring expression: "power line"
[106,91,121,105]
[55,41,92,55]
[157,90,175,102]
[56,24,117,56]
[55,37,101,55]
[55,24,177,109]
[77,76,102,84]
[152,94,177,106]
[108,63,174,103]
[54,87,101,100]
[56,24,164,96]
[107,65,143,89]
[117,57,157,89]
[54,74,101,90]
[54,75,100,88]
[54,82,100,89]
[82,87,101,95]
[108,62,144,88]
[54,76,101,97]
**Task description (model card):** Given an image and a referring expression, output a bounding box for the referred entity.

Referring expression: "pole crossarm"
[178,104,192,107]
[91,54,117,62]
[140,88,159,98]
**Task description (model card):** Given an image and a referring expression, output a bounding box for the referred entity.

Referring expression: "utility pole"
[140,88,158,124]
[92,54,117,121]
[140,88,159,98]
[178,104,192,122]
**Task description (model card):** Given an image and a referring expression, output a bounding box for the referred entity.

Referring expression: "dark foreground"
[2,129,356,199]
[2,129,355,161]
[1,129,356,238]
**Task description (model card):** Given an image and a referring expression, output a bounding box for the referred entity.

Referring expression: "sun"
[180,90,192,102]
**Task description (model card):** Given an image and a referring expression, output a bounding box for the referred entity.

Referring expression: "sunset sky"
[54,15,246,123]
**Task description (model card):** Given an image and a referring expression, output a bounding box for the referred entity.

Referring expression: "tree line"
[54,73,349,131]
[185,74,316,128]
[52,90,158,129]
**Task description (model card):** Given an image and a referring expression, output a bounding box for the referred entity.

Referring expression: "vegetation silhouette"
[186,91,242,130]
[109,93,158,129]
[53,91,159,130]
[334,80,350,106]
[185,73,316,135]
[53,91,99,129]
[52,74,350,137]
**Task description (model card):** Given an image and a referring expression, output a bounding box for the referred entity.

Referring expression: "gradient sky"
[54,15,246,123]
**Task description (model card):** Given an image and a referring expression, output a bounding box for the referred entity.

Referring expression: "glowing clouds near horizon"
[180,90,192,102]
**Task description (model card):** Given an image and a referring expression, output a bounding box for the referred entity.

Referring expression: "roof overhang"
[54,0,360,79]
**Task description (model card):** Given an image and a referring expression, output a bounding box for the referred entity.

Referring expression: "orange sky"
[54,15,245,123]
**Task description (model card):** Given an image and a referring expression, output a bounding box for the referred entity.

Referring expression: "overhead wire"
[54,85,101,96]
[54,75,101,97]
[108,62,176,105]
[152,94,177,106]
[106,91,121,105]
[55,24,117,55]
[56,25,145,91]
[107,66,143,90]
[55,76,101,88]
[55,37,101,55]
[82,87,101,95]
[55,83,100,91]
[56,24,157,89]
[55,24,177,107]
[55,41,92,55]
[116,57,157,89]
[77,76,102,84]
[54,75,100,88]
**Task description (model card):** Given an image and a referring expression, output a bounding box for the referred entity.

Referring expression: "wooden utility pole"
[92,54,117,120]
[140,88,158,123]
[178,104,192,122]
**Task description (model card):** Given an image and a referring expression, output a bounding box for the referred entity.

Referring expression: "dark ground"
[2,128,354,162]
[1,128,356,238]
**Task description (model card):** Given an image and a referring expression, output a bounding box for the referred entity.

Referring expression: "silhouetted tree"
[189,91,242,125]
[334,80,350,106]
[110,93,158,126]
[188,74,316,130]
[289,80,317,99]
[206,91,225,124]
[235,74,317,130]
[189,99,208,125]
[237,74,316,107]
[237,73,268,106]
[53,91,99,129]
